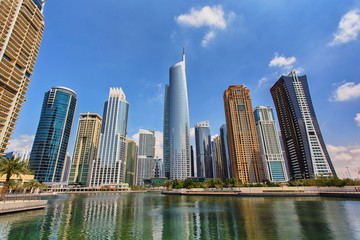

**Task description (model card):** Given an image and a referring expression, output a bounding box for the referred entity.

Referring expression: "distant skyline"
[6,0,360,179]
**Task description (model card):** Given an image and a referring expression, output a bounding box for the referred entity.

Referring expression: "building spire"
[182,47,185,62]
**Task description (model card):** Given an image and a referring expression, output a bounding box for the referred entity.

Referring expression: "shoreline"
[161,190,360,198]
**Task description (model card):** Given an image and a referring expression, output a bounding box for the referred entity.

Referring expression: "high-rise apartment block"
[254,106,288,182]
[136,129,156,185]
[195,121,213,178]
[90,88,129,187]
[164,48,191,180]
[126,140,138,186]
[219,124,231,179]
[0,0,45,153]
[68,113,102,186]
[270,71,336,180]
[223,85,265,183]
[29,86,77,183]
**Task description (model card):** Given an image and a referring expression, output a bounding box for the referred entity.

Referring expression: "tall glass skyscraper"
[254,106,288,182]
[90,88,129,187]
[270,71,336,180]
[163,85,170,179]
[29,86,77,183]
[0,0,45,153]
[195,121,213,178]
[220,124,231,179]
[164,48,191,180]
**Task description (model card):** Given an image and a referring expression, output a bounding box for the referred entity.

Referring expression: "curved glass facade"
[168,50,191,180]
[29,86,77,183]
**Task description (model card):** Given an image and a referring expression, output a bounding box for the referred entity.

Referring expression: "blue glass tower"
[167,48,191,180]
[90,88,129,186]
[195,121,213,178]
[29,86,77,183]
[163,85,170,179]
[219,124,231,179]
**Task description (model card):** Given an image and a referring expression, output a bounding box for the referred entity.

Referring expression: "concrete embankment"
[0,200,48,214]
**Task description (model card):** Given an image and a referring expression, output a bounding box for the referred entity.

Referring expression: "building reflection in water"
[0,193,360,239]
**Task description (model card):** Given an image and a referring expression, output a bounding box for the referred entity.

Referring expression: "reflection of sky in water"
[0,193,359,239]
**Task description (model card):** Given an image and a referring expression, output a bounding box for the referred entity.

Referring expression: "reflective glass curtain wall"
[168,48,191,180]
[90,88,129,186]
[29,86,77,183]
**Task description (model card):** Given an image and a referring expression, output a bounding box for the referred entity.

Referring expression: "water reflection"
[0,193,359,239]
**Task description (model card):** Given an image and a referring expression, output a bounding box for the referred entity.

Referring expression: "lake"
[0,192,359,239]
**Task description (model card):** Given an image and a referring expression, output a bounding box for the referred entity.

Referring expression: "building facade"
[0,0,45,153]
[163,84,170,179]
[29,86,77,183]
[195,121,213,178]
[90,88,129,187]
[270,71,336,180]
[125,140,138,186]
[254,106,288,182]
[213,136,223,180]
[167,48,191,180]
[219,124,231,179]
[68,113,102,186]
[223,85,265,183]
[136,129,156,185]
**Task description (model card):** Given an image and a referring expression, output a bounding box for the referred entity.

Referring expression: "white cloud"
[269,53,296,69]
[148,83,164,103]
[330,82,360,102]
[201,31,215,47]
[6,135,34,154]
[176,5,234,47]
[327,144,360,179]
[176,5,227,29]
[355,113,360,126]
[257,77,269,88]
[211,134,219,141]
[130,130,163,160]
[328,9,360,46]
[190,127,195,138]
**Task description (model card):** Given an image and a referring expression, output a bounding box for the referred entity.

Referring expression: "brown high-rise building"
[223,85,265,183]
[68,113,102,186]
[0,0,45,153]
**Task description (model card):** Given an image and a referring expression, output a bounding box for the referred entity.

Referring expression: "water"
[0,192,359,239]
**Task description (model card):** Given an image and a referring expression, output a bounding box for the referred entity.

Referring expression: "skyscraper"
[29,86,77,183]
[136,129,156,185]
[0,0,45,153]
[219,124,231,179]
[90,87,129,187]
[166,48,191,180]
[213,136,223,180]
[223,85,265,183]
[126,140,138,186]
[68,113,102,186]
[270,71,336,180]
[254,106,288,182]
[195,121,213,178]
[163,84,170,179]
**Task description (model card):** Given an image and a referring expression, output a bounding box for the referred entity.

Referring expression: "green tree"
[0,156,31,200]
[183,179,194,189]
[171,179,184,189]
[163,180,172,191]
[24,179,43,193]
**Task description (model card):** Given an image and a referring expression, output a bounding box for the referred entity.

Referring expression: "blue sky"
[8,0,360,178]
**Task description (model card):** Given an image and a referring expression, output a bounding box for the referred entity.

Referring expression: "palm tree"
[0,155,31,201]
[24,179,43,193]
